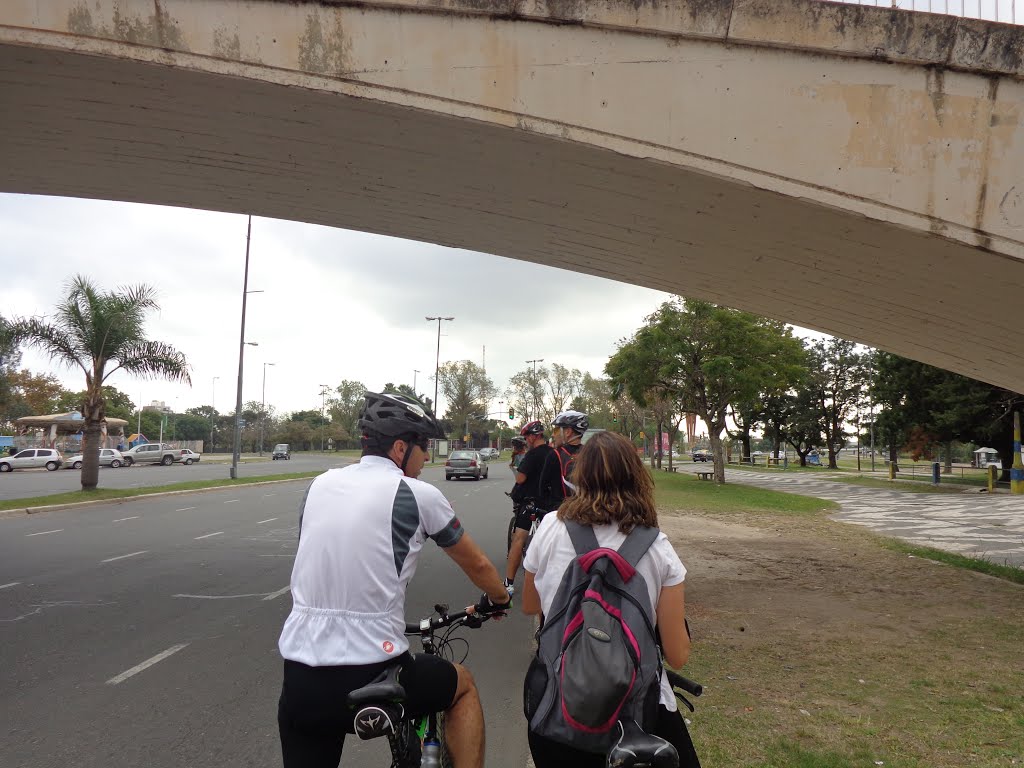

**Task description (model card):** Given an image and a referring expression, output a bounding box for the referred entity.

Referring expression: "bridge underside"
[1,42,1021,390]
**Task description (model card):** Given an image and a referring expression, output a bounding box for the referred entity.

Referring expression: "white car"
[0,448,64,472]
[178,448,201,465]
[64,448,124,470]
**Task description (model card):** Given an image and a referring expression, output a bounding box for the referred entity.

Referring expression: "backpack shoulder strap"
[564,520,600,556]
[616,525,661,568]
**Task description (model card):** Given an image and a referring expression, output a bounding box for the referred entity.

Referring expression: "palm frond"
[105,340,192,386]
[9,318,89,375]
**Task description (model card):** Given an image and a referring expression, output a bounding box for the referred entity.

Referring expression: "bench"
[662,465,679,472]
[696,471,714,481]
[766,457,783,466]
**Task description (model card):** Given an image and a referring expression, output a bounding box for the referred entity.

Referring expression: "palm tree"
[10,276,190,490]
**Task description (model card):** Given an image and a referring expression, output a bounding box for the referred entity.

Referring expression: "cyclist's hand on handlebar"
[473,592,512,619]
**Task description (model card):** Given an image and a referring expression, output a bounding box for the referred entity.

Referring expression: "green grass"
[823,475,969,494]
[652,468,839,516]
[0,471,322,512]
[881,539,1024,585]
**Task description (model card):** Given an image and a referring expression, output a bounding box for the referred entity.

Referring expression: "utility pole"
[526,358,544,421]
[426,316,454,461]
[319,384,330,452]
[260,362,275,456]
[413,369,419,394]
[210,376,219,453]
[231,215,263,480]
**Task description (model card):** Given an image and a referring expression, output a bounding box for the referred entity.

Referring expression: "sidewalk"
[678,466,1024,567]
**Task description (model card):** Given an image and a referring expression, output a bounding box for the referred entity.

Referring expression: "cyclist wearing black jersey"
[550,410,588,496]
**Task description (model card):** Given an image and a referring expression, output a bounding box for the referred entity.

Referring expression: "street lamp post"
[526,358,544,420]
[231,214,264,480]
[319,384,330,452]
[413,369,419,394]
[426,316,454,461]
[210,376,219,452]
[260,362,276,456]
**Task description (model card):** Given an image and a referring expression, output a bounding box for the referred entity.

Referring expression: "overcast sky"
[1,193,677,419]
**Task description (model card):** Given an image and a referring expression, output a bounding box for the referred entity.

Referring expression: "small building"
[973,447,1001,468]
[14,411,128,449]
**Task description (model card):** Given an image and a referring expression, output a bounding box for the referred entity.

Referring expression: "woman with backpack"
[521,430,699,767]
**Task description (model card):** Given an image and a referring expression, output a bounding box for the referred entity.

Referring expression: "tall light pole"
[319,384,330,452]
[210,376,219,452]
[526,358,544,420]
[231,214,264,480]
[426,316,454,461]
[260,362,276,456]
[413,369,420,394]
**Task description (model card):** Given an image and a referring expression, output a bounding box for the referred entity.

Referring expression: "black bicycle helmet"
[359,391,445,440]
[552,410,589,434]
[510,436,527,449]
[520,420,544,436]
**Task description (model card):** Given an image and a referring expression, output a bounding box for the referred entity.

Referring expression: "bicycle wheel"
[395,719,421,768]
[506,515,516,554]
[436,711,454,768]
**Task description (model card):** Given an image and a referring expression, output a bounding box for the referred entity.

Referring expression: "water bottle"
[421,737,441,768]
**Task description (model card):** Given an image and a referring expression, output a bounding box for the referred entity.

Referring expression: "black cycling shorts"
[278,652,458,768]
[513,504,550,532]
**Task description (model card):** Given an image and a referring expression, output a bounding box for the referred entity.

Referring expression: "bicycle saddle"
[347,664,406,708]
[607,719,679,768]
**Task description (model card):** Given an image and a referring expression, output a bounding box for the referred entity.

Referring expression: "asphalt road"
[0,461,531,768]
[0,454,348,502]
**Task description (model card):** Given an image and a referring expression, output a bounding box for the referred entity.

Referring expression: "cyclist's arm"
[515,471,528,485]
[443,532,510,606]
[655,583,690,668]
[521,570,542,615]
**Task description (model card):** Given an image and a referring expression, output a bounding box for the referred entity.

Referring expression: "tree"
[807,338,869,470]
[58,385,135,422]
[327,379,367,438]
[506,364,550,426]
[7,369,70,416]
[9,276,190,490]
[570,373,620,432]
[437,361,496,440]
[544,363,583,417]
[0,315,23,430]
[607,298,805,482]
[782,389,827,466]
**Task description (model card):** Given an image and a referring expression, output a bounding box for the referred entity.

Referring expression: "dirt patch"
[657,511,1024,767]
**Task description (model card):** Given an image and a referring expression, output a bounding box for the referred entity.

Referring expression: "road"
[0,461,530,768]
[0,454,347,502]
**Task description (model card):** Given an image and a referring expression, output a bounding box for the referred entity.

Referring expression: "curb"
[0,475,319,519]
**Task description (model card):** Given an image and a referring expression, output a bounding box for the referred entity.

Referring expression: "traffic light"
[508,407,515,420]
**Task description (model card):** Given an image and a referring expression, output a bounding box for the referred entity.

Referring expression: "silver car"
[0,448,64,472]
[63,448,124,470]
[445,450,489,481]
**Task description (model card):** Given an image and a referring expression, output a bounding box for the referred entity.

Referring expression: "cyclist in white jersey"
[277,391,511,768]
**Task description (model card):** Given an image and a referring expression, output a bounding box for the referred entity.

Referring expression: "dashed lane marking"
[0,582,21,591]
[112,516,139,523]
[224,499,239,504]
[262,493,276,498]
[194,531,224,540]
[100,550,148,563]
[176,507,196,512]
[106,643,189,685]
[262,586,291,601]
[26,529,63,537]
[256,518,277,524]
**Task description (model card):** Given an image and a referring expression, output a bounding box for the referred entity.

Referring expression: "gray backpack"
[524,521,663,754]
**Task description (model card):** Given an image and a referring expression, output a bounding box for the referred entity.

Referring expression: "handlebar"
[404,603,492,635]
[665,668,703,697]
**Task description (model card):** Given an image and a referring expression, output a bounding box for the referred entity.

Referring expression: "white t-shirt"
[278,456,464,666]
[523,514,687,710]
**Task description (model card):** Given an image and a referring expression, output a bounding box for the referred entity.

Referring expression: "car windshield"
[450,451,474,459]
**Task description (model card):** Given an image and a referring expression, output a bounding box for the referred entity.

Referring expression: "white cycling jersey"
[278,456,464,666]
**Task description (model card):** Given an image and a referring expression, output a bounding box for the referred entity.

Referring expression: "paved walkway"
[678,466,1024,567]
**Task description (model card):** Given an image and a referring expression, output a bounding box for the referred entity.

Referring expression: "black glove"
[476,592,512,616]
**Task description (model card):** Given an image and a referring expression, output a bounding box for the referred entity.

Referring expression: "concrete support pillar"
[1012,412,1024,495]
[988,464,999,493]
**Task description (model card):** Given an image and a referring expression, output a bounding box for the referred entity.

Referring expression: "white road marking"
[112,516,139,523]
[26,529,63,537]
[194,531,224,540]
[0,582,21,591]
[100,550,148,563]
[224,499,239,504]
[106,643,189,685]
[263,586,291,601]
[256,517,277,524]
[262,493,276,498]
[176,507,196,512]
[173,592,268,600]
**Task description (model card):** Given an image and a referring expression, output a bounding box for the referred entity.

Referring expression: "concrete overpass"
[1,0,1023,390]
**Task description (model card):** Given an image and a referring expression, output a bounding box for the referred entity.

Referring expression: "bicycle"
[606,670,704,768]
[347,602,496,768]
[505,491,541,556]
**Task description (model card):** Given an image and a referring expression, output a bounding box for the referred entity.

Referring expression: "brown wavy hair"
[557,431,658,533]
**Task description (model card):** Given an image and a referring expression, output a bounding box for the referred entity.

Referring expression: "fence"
[830,0,1019,24]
